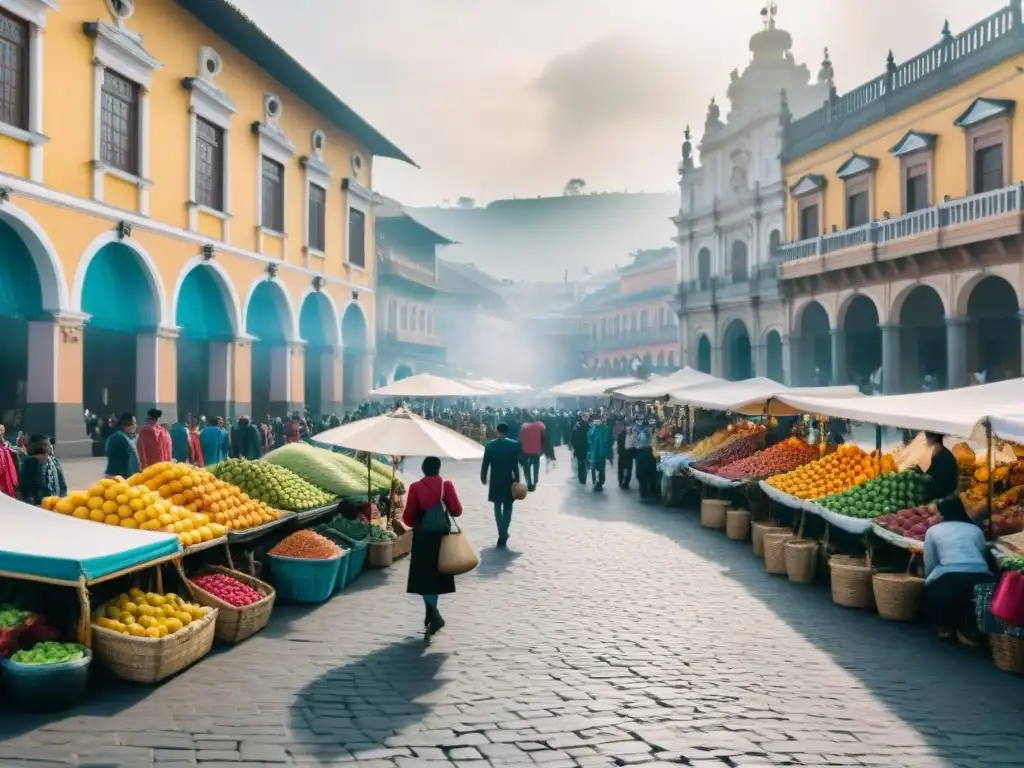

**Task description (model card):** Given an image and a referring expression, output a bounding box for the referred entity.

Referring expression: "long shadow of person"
[289,639,449,764]
[473,545,521,579]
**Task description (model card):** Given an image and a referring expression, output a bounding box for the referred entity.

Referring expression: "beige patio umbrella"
[369,373,493,398]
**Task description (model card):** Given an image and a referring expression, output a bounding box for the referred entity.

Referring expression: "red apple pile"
[193,573,265,607]
[717,437,819,480]
[694,435,762,473]
[876,506,941,541]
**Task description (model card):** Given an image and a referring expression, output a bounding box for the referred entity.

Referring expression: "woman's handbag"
[438,519,479,575]
[419,500,452,534]
[991,570,1024,627]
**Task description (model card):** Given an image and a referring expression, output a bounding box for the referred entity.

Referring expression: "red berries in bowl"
[193,573,265,607]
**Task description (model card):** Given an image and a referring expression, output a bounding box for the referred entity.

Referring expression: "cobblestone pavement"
[4,450,1024,768]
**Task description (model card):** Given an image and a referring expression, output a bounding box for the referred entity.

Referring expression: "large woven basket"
[700,499,728,529]
[391,530,413,560]
[367,540,394,568]
[991,633,1024,673]
[829,557,875,609]
[763,532,791,575]
[725,508,751,541]
[872,573,924,621]
[91,607,218,684]
[752,522,788,558]
[188,567,275,644]
[784,540,819,584]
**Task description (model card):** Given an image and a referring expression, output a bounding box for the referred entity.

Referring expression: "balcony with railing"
[675,262,782,311]
[377,246,437,288]
[776,183,1024,279]
[583,324,678,352]
[379,328,446,354]
[783,3,1021,160]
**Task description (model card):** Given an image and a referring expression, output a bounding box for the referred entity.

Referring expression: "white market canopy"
[548,377,641,397]
[313,407,485,460]
[370,373,492,398]
[990,412,1024,444]
[0,494,181,584]
[616,367,720,401]
[774,378,1024,438]
[669,377,861,416]
[462,378,533,394]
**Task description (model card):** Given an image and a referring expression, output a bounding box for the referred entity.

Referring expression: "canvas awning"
[615,367,719,401]
[547,377,641,397]
[669,377,861,416]
[370,373,493,398]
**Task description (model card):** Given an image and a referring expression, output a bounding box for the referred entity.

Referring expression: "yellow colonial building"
[0,0,412,456]
[777,2,1024,393]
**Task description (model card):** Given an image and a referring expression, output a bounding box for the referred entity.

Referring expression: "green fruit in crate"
[11,641,87,665]
[820,470,930,520]
[208,458,337,511]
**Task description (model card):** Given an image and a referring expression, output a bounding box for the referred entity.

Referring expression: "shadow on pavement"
[289,638,448,764]
[474,545,521,579]
[560,477,1024,762]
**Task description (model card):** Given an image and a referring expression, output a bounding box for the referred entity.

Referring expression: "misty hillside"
[412,192,679,282]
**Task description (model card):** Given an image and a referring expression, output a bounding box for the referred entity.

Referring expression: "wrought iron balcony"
[776,183,1024,279]
[377,247,437,288]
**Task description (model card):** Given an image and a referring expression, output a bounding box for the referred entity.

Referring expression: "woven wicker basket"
[188,567,275,644]
[763,532,791,575]
[725,508,751,541]
[700,499,728,529]
[872,572,924,621]
[991,633,1024,673]
[751,522,788,558]
[91,607,218,684]
[784,540,819,584]
[829,557,875,609]
[367,540,394,568]
[392,530,413,560]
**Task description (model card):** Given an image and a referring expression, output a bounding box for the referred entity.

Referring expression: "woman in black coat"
[403,457,464,636]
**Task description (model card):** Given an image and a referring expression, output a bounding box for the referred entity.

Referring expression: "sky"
[234,0,1007,207]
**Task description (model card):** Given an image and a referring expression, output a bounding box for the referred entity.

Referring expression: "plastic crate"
[344,539,367,585]
[1,651,91,712]
[266,552,342,604]
[332,548,352,594]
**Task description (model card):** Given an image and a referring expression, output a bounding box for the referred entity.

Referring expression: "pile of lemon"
[94,588,210,639]
[43,477,227,547]
[129,462,281,532]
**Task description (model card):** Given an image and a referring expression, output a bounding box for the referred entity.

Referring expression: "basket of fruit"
[700,499,728,530]
[267,531,345,604]
[188,567,276,644]
[829,556,875,609]
[92,589,217,684]
[1,642,91,711]
[366,526,398,568]
[762,532,792,575]
[725,508,751,541]
[872,572,924,621]
[751,522,788,557]
[784,539,819,584]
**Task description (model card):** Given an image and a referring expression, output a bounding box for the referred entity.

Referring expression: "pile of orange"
[128,462,281,532]
[766,444,897,500]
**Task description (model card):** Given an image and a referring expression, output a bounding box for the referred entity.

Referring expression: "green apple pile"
[208,459,337,512]
[819,470,930,520]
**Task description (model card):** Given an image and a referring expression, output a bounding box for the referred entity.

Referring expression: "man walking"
[588,413,611,492]
[519,411,545,492]
[481,422,521,548]
[634,416,658,501]
[617,415,637,489]
[570,414,590,485]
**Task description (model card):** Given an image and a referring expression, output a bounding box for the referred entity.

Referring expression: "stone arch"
[897,284,947,392]
[889,280,951,324]
[792,297,835,332]
[764,329,784,382]
[0,202,68,313]
[964,275,1021,380]
[836,290,884,330]
[696,334,712,373]
[172,257,242,338]
[341,299,370,348]
[243,277,298,342]
[74,232,170,327]
[722,318,752,380]
[298,288,341,347]
[768,228,782,258]
[795,300,832,385]
[656,351,665,369]
[954,269,1023,318]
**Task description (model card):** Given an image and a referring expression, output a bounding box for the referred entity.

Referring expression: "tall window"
[261,157,284,232]
[195,117,224,211]
[697,248,711,287]
[799,204,819,240]
[308,184,326,251]
[974,145,1003,194]
[0,10,28,130]
[100,69,139,174]
[846,191,870,227]
[905,169,929,213]
[348,207,366,267]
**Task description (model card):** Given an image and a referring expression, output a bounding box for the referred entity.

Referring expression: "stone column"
[783,333,797,386]
[231,336,253,422]
[363,349,375,400]
[711,344,723,379]
[288,341,306,415]
[320,346,344,416]
[830,329,846,386]
[206,341,234,421]
[945,317,969,390]
[752,343,766,378]
[135,330,179,425]
[269,343,304,417]
[880,324,901,394]
[24,313,92,458]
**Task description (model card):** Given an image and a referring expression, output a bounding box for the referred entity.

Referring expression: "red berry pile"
[193,573,265,607]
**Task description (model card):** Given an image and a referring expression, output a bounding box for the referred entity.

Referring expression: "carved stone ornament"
[60,324,82,344]
[106,0,135,24]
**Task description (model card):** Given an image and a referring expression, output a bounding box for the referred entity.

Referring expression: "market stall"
[547,376,641,398]
[615,367,719,401]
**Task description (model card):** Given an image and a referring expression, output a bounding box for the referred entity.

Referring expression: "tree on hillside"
[563,178,586,196]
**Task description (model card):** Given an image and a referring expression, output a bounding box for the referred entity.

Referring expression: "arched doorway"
[697,248,711,287]
[730,241,749,283]
[82,243,160,419]
[246,280,293,420]
[765,330,784,382]
[667,351,676,370]
[768,230,782,258]
[843,295,881,389]
[899,286,945,392]
[798,301,831,385]
[723,319,752,380]
[342,301,369,405]
[299,292,339,420]
[394,364,414,381]
[176,264,236,421]
[656,351,665,371]
[696,334,712,374]
[967,276,1020,381]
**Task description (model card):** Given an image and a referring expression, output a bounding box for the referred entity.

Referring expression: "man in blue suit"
[481,422,521,548]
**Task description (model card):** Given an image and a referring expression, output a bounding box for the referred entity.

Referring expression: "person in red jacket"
[0,435,18,498]
[519,412,546,492]
[402,456,463,636]
[137,409,172,469]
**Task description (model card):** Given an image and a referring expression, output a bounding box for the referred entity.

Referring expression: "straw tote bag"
[438,519,479,575]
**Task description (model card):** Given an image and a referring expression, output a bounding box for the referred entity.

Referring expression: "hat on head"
[147,409,163,420]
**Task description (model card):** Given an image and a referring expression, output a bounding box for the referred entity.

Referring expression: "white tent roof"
[775,378,1024,438]
[313,407,485,459]
[669,377,861,415]
[615,367,719,401]
[548,377,641,397]
[462,378,532,394]
[990,412,1024,444]
[370,373,492,398]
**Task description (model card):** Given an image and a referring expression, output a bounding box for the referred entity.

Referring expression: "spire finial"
[760,1,778,29]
